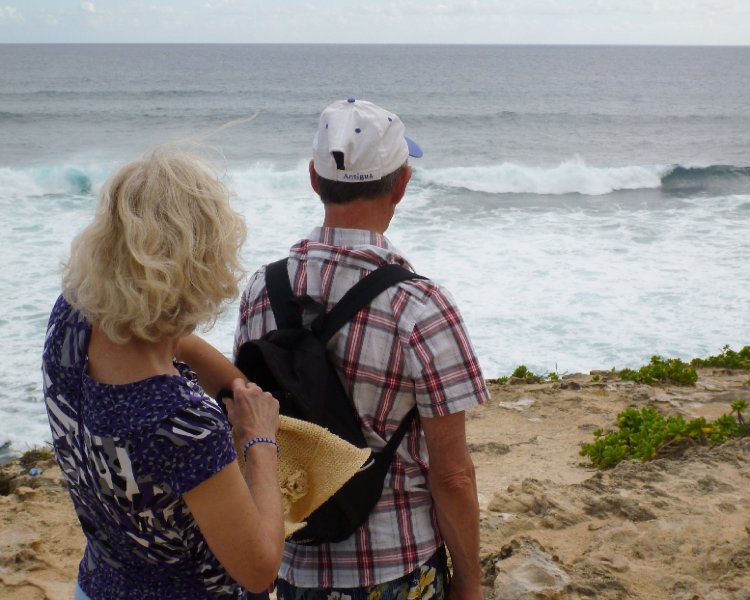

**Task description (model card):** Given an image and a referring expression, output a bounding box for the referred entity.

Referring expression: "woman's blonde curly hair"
[62,149,247,343]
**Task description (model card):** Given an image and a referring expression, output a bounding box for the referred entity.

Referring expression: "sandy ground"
[2,368,750,599]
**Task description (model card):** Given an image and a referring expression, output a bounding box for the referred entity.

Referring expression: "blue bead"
[347,97,356,103]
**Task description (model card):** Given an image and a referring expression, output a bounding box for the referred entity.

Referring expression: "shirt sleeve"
[404,284,490,418]
[139,393,237,498]
[234,267,270,357]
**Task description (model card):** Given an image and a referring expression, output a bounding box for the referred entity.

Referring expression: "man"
[235,98,489,600]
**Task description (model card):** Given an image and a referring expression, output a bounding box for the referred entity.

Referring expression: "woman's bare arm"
[174,334,246,398]
[184,380,284,593]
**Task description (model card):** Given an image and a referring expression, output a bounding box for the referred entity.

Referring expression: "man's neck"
[322,196,393,234]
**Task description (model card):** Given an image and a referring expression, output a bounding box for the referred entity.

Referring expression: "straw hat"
[237,416,371,538]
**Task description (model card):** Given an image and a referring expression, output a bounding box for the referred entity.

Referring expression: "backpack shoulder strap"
[383,406,419,455]
[316,264,426,345]
[264,258,302,329]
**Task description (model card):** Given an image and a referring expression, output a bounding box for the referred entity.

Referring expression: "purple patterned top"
[42,295,247,599]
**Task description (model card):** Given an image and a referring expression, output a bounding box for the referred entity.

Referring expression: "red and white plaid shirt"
[234,227,489,589]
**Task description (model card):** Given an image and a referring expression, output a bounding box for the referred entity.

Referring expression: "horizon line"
[1,41,750,48]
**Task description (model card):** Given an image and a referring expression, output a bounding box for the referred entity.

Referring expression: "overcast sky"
[1,1,749,45]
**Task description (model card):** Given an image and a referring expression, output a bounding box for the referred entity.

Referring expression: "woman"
[41,149,284,599]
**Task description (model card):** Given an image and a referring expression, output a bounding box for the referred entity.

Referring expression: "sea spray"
[419,158,669,196]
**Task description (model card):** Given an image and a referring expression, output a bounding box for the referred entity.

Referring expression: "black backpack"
[234,258,424,545]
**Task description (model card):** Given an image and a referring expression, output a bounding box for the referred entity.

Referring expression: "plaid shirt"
[234,227,489,589]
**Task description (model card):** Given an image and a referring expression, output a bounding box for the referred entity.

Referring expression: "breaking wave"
[2,160,748,203]
[419,159,750,197]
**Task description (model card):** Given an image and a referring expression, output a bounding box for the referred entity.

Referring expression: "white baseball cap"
[312,98,422,183]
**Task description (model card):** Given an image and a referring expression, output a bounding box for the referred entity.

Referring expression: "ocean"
[1,44,749,461]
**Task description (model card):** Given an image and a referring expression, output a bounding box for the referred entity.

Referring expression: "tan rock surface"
[2,368,749,599]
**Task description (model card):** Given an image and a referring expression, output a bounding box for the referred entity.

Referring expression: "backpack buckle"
[291,295,326,334]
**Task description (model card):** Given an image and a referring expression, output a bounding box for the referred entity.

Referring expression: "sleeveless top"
[42,295,247,599]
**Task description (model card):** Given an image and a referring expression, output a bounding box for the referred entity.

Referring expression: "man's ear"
[309,160,320,195]
[391,165,412,206]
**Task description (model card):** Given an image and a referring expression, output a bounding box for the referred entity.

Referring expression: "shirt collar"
[307,227,393,250]
[295,227,413,272]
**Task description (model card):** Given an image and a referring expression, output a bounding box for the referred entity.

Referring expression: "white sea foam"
[0,167,45,199]
[392,189,750,378]
[1,161,749,458]
[420,157,670,195]
[0,164,111,200]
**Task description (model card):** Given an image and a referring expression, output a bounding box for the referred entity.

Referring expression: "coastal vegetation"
[617,356,698,386]
[488,365,560,385]
[486,346,750,469]
[580,400,749,469]
[614,345,750,386]
[489,345,750,387]
[579,346,750,468]
[690,344,750,370]
[19,446,54,469]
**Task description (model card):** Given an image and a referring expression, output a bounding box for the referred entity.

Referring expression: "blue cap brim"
[406,137,423,159]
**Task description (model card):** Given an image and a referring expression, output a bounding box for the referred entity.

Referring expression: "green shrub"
[511,365,561,383]
[488,365,544,384]
[618,355,697,386]
[489,365,563,385]
[691,345,750,370]
[511,365,533,380]
[19,447,54,469]
[580,403,748,469]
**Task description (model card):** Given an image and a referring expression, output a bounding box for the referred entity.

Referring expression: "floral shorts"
[275,546,450,600]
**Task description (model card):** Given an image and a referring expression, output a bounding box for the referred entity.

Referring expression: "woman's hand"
[224,379,279,444]
[184,377,284,593]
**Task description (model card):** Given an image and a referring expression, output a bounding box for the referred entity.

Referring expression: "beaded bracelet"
[242,437,280,461]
